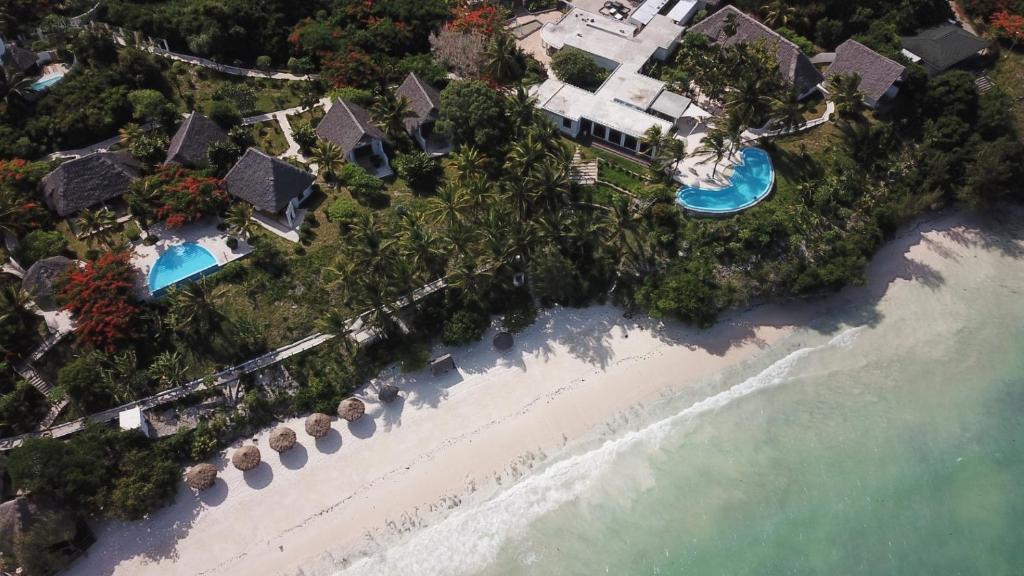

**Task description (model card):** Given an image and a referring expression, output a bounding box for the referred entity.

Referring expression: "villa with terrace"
[40,151,142,223]
[396,72,452,157]
[900,24,991,76]
[823,40,907,109]
[531,7,705,156]
[165,111,228,168]
[688,5,823,99]
[224,148,316,232]
[316,100,393,178]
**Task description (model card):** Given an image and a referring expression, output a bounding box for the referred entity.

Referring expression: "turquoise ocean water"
[330,223,1024,576]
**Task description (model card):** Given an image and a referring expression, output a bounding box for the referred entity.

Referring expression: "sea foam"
[326,328,863,576]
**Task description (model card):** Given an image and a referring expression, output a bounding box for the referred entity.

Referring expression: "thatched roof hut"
[269,426,297,452]
[231,445,261,471]
[185,463,218,491]
[21,256,74,312]
[337,397,365,422]
[305,413,332,438]
[493,331,514,351]
[378,384,400,404]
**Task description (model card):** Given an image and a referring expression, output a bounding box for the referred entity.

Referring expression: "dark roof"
[901,24,990,75]
[1,44,39,74]
[688,5,823,94]
[826,39,906,103]
[223,148,315,213]
[316,100,388,157]
[21,256,74,312]
[165,111,227,167]
[40,152,142,217]
[395,73,442,134]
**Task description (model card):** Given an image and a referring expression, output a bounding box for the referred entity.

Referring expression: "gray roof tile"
[901,24,989,75]
[40,152,142,217]
[395,73,441,134]
[825,40,906,104]
[316,100,388,157]
[223,148,315,213]
[165,111,227,168]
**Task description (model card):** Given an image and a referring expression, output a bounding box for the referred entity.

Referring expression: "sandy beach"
[65,209,1022,576]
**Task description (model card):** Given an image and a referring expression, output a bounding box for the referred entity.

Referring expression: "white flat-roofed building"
[534,8,694,155]
[666,0,702,25]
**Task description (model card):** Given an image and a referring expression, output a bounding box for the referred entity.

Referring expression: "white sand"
[67,209,1010,576]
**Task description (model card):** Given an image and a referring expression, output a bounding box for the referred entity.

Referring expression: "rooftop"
[224,148,315,213]
[901,24,989,75]
[825,39,906,103]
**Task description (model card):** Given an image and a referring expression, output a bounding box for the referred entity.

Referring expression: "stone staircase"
[975,75,995,93]
[13,361,54,397]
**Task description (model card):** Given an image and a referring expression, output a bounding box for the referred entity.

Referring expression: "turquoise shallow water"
[148,242,218,293]
[328,220,1024,576]
[677,147,774,213]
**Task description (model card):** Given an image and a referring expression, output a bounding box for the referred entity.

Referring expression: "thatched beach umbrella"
[231,445,261,471]
[378,384,400,404]
[305,413,332,437]
[185,463,218,491]
[337,397,365,422]
[269,426,297,452]
[493,331,514,351]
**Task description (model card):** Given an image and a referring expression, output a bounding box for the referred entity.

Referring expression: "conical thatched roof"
[185,463,218,491]
[269,426,297,452]
[493,331,514,351]
[231,445,261,471]
[337,397,365,422]
[305,413,332,438]
[21,256,74,312]
[378,384,400,404]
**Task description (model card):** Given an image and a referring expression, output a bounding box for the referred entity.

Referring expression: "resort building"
[824,39,907,109]
[40,151,142,218]
[316,99,393,177]
[531,8,697,155]
[224,148,315,229]
[0,41,41,75]
[395,72,452,157]
[165,111,228,168]
[21,256,75,312]
[688,5,823,98]
[901,24,991,76]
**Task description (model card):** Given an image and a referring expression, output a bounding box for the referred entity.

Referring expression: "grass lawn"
[571,140,652,194]
[248,120,289,156]
[287,106,325,130]
[57,219,142,259]
[165,63,309,116]
[992,51,1024,140]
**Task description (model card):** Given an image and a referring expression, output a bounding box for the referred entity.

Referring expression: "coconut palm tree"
[652,137,686,178]
[370,92,415,145]
[483,33,523,85]
[167,278,227,335]
[695,128,729,178]
[761,0,797,28]
[76,208,118,249]
[829,73,866,120]
[398,211,445,278]
[505,85,538,137]
[506,133,546,175]
[427,182,471,229]
[0,188,35,240]
[119,123,145,150]
[527,158,570,213]
[225,202,257,241]
[311,140,344,181]
[0,69,33,107]
[450,146,485,183]
[640,125,666,157]
[147,350,190,389]
[770,88,808,134]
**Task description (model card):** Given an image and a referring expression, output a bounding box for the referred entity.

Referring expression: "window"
[623,135,638,151]
[562,117,573,129]
[608,129,622,146]
[592,124,607,139]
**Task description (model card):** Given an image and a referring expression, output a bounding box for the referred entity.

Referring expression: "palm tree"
[505,85,538,137]
[483,33,523,85]
[398,211,444,278]
[653,137,686,178]
[506,133,546,176]
[829,73,866,120]
[167,278,226,334]
[311,140,344,181]
[450,146,485,184]
[119,123,144,150]
[427,182,471,229]
[0,188,35,240]
[225,202,257,241]
[695,128,729,178]
[527,158,570,213]
[640,125,666,157]
[725,75,774,127]
[370,93,415,145]
[147,350,190,389]
[760,0,797,27]
[0,68,33,107]
[76,208,118,249]
[770,88,808,134]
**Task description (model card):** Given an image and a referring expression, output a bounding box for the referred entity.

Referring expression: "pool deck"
[675,148,775,215]
[131,217,252,298]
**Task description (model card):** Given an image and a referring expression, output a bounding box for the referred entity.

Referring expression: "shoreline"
[66,208,1017,576]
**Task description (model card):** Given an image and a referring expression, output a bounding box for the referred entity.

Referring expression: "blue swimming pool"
[677,147,775,214]
[148,243,219,293]
[30,74,64,91]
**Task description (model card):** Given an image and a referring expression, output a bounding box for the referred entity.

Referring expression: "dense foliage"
[59,252,142,352]
[550,47,607,91]
[127,165,230,228]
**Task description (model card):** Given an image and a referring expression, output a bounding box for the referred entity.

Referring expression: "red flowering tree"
[130,165,229,228]
[448,6,502,36]
[60,252,141,352]
[321,47,382,88]
[0,158,51,193]
[992,10,1024,53]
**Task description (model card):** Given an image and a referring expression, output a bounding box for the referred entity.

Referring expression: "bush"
[124,227,141,242]
[442,309,489,345]
[16,230,67,266]
[502,300,537,333]
[213,83,258,116]
[292,121,317,152]
[340,165,389,207]
[326,87,375,106]
[550,47,606,90]
[205,100,243,129]
[128,89,177,127]
[256,55,272,70]
[143,235,159,246]
[326,196,364,223]
[777,27,816,55]
[287,56,315,74]
[392,152,440,192]
[129,132,170,166]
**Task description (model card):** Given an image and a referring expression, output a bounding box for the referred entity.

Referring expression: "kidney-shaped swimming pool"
[148,242,219,293]
[676,147,775,214]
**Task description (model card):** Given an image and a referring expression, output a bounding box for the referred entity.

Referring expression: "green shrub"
[124,227,141,242]
[392,152,439,192]
[16,230,67,266]
[442,309,489,345]
[326,87,374,106]
[502,300,537,333]
[256,55,272,70]
[326,196,364,222]
[205,100,242,129]
[550,47,606,90]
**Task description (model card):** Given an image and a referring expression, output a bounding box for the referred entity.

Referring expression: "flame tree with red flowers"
[127,164,229,229]
[991,9,1024,53]
[59,252,141,353]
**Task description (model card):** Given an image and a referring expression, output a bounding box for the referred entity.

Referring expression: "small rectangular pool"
[30,74,64,91]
